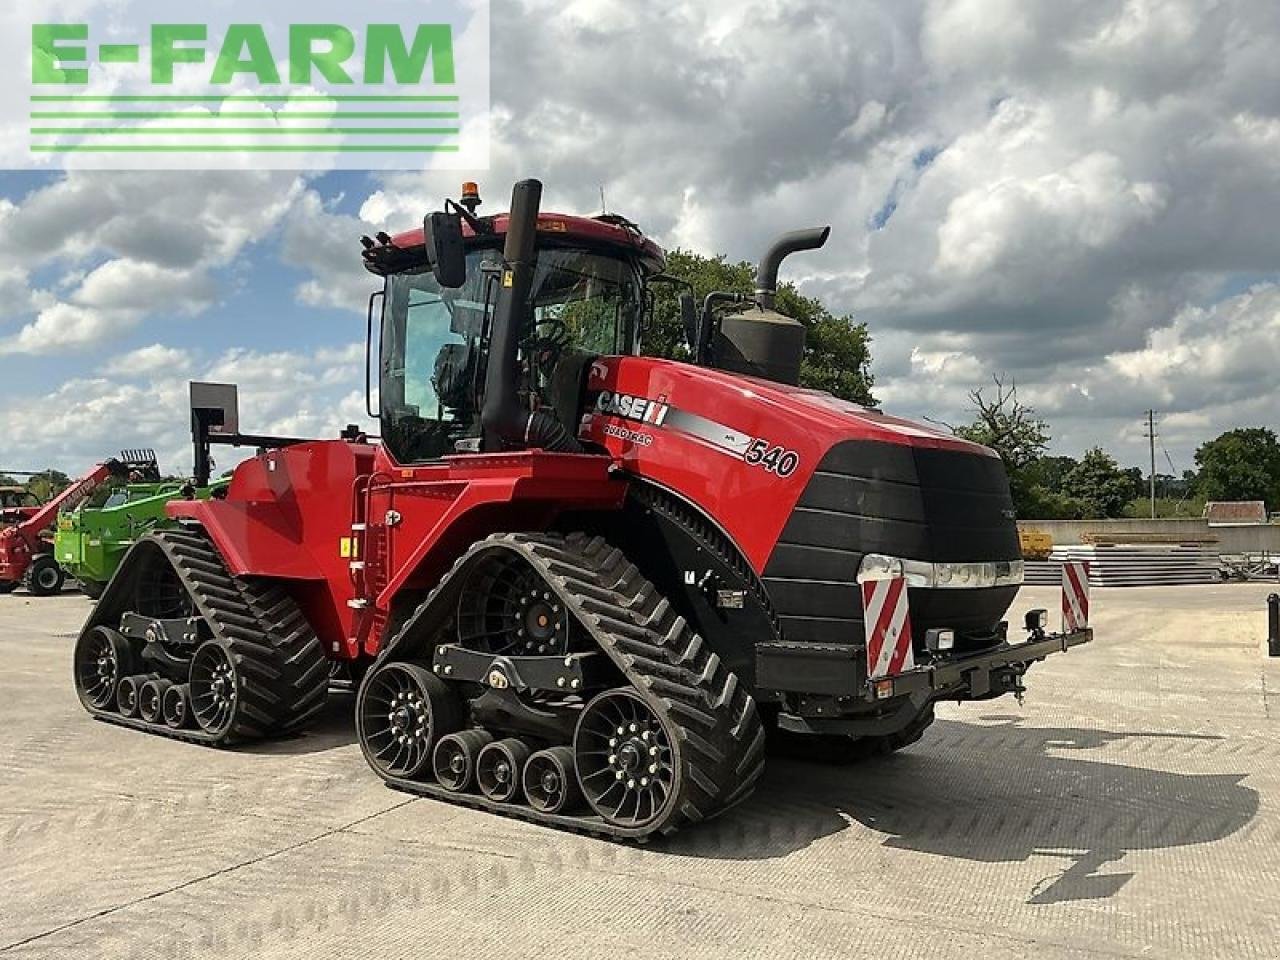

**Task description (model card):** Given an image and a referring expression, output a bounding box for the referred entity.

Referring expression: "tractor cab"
[363,186,665,465]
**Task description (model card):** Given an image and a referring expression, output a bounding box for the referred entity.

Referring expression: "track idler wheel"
[433,730,494,792]
[574,689,677,829]
[476,738,531,803]
[162,683,192,729]
[357,662,464,778]
[116,675,150,718]
[138,678,173,724]
[74,626,137,710]
[189,639,241,737]
[523,746,582,814]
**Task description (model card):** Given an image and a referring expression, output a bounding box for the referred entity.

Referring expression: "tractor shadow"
[657,717,1257,903]
[239,692,360,755]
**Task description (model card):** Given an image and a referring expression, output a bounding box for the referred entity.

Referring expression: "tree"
[1063,448,1134,518]
[1194,428,1280,508]
[953,377,1049,515]
[648,249,875,406]
[27,470,71,502]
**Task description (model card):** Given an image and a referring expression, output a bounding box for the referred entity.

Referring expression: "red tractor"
[74,181,1091,838]
[1,454,158,595]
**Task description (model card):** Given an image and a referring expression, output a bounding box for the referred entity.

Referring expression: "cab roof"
[363,212,666,277]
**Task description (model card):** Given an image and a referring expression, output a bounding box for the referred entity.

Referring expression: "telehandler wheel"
[433,730,494,792]
[27,556,65,597]
[523,747,581,814]
[138,678,174,724]
[74,626,137,710]
[357,662,465,779]
[574,688,678,829]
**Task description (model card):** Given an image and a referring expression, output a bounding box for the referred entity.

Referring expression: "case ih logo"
[594,392,671,427]
[5,0,489,171]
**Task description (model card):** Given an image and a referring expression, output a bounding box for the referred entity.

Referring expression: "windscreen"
[381,245,643,464]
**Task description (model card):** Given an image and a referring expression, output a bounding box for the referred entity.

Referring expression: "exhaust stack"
[481,179,582,454]
[713,226,831,386]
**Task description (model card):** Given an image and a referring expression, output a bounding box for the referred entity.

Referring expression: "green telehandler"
[55,478,230,599]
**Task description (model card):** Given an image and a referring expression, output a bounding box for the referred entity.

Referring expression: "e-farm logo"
[6,1,489,170]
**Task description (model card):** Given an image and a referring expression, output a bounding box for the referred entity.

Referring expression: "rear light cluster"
[856,554,1025,589]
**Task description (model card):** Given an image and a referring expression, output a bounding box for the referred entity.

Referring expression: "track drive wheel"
[476,738,531,803]
[523,747,582,814]
[27,556,65,597]
[574,689,677,830]
[357,662,464,778]
[189,639,242,738]
[138,678,174,724]
[74,626,138,710]
[433,730,494,792]
[162,683,192,729]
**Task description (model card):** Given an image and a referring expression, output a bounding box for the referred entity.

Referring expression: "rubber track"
[369,532,767,840]
[75,529,329,745]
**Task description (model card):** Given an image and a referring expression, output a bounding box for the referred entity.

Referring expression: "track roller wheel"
[116,675,149,718]
[523,746,581,814]
[357,662,464,778]
[433,729,494,792]
[74,626,137,710]
[189,639,241,737]
[476,738,531,803]
[162,683,191,729]
[574,689,676,829]
[138,678,173,724]
[27,555,65,597]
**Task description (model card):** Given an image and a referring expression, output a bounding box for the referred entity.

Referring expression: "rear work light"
[857,554,1024,589]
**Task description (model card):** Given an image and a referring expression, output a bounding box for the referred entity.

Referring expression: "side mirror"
[424,211,467,288]
[679,293,697,353]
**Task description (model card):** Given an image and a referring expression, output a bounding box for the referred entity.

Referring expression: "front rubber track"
[74,529,329,746]
[369,532,767,840]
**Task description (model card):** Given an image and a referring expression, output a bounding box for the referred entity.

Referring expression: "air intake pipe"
[711,225,831,386]
[754,226,830,311]
[481,179,582,453]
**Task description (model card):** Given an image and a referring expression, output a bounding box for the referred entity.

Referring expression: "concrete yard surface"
[2,584,1279,959]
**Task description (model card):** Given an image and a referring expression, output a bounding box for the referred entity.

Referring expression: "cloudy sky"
[1,0,1277,479]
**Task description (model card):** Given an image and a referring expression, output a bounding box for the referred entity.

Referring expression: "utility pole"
[1144,410,1157,519]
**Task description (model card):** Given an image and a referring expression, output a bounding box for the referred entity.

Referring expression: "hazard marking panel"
[862,576,915,680]
[1062,561,1091,633]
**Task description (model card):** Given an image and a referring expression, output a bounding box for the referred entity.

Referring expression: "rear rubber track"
[75,528,329,745]
[371,531,767,840]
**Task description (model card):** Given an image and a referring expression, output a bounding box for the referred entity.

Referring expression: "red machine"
[0,453,157,596]
[75,181,1091,838]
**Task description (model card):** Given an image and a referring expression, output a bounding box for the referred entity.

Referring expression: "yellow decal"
[541,220,568,232]
[340,537,352,559]
[502,270,514,288]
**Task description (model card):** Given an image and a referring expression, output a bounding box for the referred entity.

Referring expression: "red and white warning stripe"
[1062,561,1090,633]
[862,576,915,680]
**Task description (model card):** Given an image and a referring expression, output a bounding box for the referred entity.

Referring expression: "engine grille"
[761,439,1020,652]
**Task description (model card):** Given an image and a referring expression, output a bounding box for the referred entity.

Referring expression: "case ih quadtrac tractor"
[74,180,1091,839]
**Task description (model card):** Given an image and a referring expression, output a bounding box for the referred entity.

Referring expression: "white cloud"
[0,342,373,477]
[4,0,1280,472]
[103,344,193,378]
